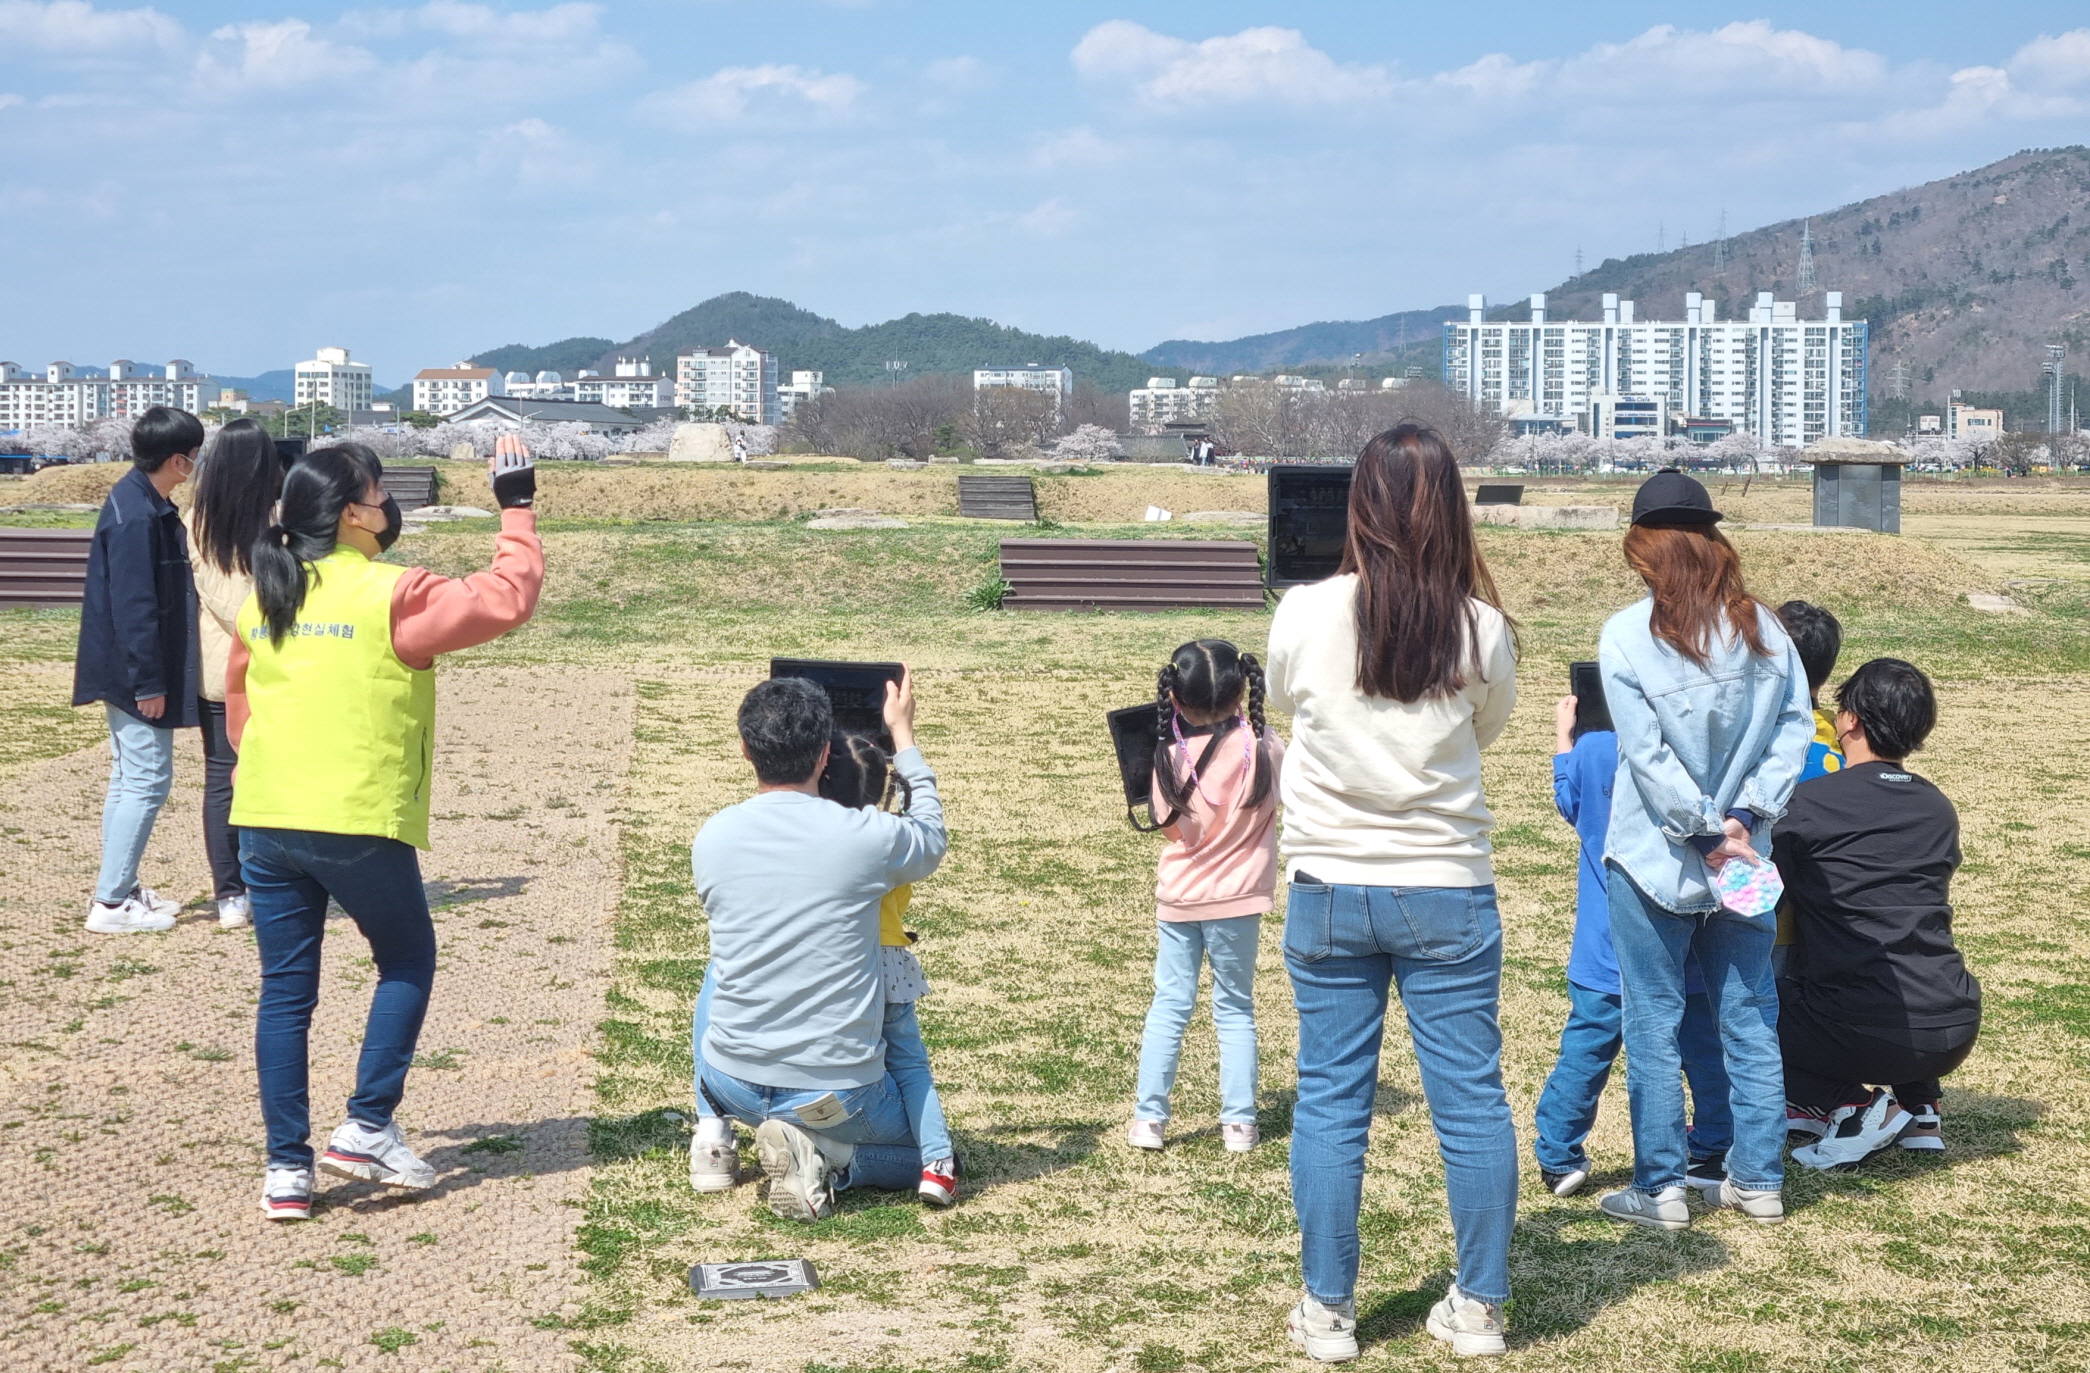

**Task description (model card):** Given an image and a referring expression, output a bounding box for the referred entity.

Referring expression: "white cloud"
[644,64,866,125]
[198,20,375,89]
[2006,29,2090,90]
[343,1,605,48]
[924,56,990,91]
[0,0,178,52]
[1072,20,1390,108]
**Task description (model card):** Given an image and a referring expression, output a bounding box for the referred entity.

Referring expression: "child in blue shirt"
[1534,694,1735,1198]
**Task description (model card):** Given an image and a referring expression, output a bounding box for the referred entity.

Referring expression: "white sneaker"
[1598,1185,1691,1231]
[1221,1122,1259,1153]
[1286,1295,1359,1362]
[1792,1089,1912,1171]
[259,1166,313,1221]
[1707,1178,1785,1223]
[754,1119,851,1222]
[1127,1119,1165,1151]
[320,1119,438,1190]
[1900,1103,1945,1152]
[689,1120,740,1193]
[136,886,181,918]
[85,892,176,934]
[1426,1282,1507,1357]
[216,894,251,929]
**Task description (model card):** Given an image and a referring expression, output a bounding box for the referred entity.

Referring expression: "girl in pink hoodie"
[1129,638,1285,1153]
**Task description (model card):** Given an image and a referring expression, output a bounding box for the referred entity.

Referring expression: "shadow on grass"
[312,1113,598,1216]
[1783,1089,2042,1214]
[953,1119,1103,1196]
[423,874,531,908]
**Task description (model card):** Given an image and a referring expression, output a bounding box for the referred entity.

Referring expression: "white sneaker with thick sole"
[688,1121,740,1193]
[320,1119,438,1190]
[1127,1119,1165,1151]
[217,894,251,929]
[1708,1179,1785,1223]
[1900,1104,1945,1152]
[259,1166,313,1221]
[1426,1282,1507,1357]
[1286,1295,1359,1362]
[754,1119,851,1222]
[1599,1185,1691,1231]
[85,892,177,934]
[136,886,181,919]
[1792,1089,1912,1171]
[1221,1122,1259,1153]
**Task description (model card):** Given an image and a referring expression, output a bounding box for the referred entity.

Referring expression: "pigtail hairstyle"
[251,445,384,647]
[1153,638,1273,815]
[820,730,910,811]
[1240,650,1273,808]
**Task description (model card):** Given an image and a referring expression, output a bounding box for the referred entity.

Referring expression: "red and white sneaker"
[1786,1102,1831,1145]
[259,1166,312,1221]
[321,1119,437,1190]
[919,1157,959,1208]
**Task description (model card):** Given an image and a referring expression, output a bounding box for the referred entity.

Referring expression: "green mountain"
[470,292,1155,392]
[1141,306,1465,375]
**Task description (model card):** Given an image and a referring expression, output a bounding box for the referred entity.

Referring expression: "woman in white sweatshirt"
[1268,424,1519,1363]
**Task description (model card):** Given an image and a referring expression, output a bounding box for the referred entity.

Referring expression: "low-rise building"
[412,363,505,417]
[0,359,220,428]
[503,370,567,400]
[1948,402,2003,440]
[777,370,832,422]
[445,396,644,436]
[975,364,1073,414]
[1129,375,1220,428]
[677,341,777,424]
[574,358,674,410]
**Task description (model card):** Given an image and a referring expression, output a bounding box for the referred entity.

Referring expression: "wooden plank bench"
[1000,539,1265,612]
[958,474,1038,521]
[0,527,93,608]
[380,466,440,511]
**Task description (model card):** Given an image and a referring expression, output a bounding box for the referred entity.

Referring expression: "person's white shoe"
[1127,1119,1165,1151]
[320,1119,438,1190]
[754,1119,850,1222]
[216,894,251,929]
[1541,1166,1590,1197]
[1706,1178,1785,1223]
[1286,1295,1359,1362]
[1221,1122,1259,1153]
[85,892,177,934]
[259,1166,313,1221]
[1792,1089,1913,1171]
[689,1120,740,1193]
[1598,1185,1691,1231]
[136,886,181,919]
[1899,1103,1945,1152]
[1425,1281,1507,1357]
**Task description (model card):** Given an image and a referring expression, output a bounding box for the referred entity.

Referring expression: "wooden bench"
[380,466,440,511]
[1000,539,1265,612]
[958,474,1038,521]
[0,527,92,608]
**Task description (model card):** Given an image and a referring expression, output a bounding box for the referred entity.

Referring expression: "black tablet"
[1107,703,1160,807]
[1266,465,1353,588]
[769,659,906,747]
[1569,661,1613,735]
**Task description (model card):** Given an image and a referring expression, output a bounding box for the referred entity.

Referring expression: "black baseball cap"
[1631,468,1723,526]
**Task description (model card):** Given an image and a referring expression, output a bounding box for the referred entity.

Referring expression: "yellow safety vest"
[231,548,437,849]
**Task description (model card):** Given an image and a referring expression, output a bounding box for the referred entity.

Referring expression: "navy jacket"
[72,466,200,729]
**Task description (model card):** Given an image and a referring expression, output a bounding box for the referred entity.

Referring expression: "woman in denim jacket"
[1595,470,1812,1231]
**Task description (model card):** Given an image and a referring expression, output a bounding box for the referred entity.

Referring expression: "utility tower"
[2047,344,2068,433]
[1798,220,1817,293]
[1713,210,1728,274]
[1886,360,1911,400]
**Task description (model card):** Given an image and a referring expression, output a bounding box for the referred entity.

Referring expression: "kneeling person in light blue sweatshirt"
[689,670,948,1222]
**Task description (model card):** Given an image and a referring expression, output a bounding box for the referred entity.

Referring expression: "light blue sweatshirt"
[693,747,946,1091]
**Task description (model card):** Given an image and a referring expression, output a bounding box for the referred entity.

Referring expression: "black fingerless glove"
[492,464,536,509]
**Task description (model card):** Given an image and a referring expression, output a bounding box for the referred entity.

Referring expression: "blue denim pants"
[1607,868,1784,1194]
[699,1064,923,1193]
[95,704,176,904]
[1286,880,1517,1307]
[1136,914,1261,1125]
[1533,981,1733,1174]
[242,828,436,1169]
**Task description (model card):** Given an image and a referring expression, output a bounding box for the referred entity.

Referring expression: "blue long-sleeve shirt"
[1555,729,1704,998]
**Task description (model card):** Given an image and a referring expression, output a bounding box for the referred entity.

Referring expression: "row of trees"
[781,376,1128,461]
[1206,381,1505,463]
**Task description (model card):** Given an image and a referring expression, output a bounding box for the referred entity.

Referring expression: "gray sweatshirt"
[693,747,946,1091]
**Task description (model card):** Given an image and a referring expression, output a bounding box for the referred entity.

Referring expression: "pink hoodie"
[1152,723,1284,921]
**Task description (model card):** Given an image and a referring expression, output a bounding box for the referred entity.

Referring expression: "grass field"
[4,466,2088,1371]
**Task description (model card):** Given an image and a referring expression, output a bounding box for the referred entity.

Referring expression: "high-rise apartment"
[295,346,374,414]
[676,341,778,423]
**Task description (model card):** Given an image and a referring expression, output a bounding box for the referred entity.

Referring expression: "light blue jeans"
[1135,914,1261,1124]
[1533,981,1732,1175]
[1286,880,1517,1308]
[1607,868,1785,1195]
[698,1064,922,1193]
[95,704,176,904]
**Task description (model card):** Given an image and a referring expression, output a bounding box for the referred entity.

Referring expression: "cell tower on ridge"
[1798,219,1818,293]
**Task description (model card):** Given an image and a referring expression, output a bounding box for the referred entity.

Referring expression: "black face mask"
[374,495,403,552]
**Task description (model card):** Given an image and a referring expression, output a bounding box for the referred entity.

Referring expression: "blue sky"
[4,2,2089,382]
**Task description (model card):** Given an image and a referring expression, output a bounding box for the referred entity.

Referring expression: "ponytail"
[1241,651,1273,809]
[250,445,384,647]
[1153,661,1190,814]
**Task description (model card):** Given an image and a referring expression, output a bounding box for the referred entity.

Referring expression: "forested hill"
[471,293,1155,391]
[1142,306,1466,374]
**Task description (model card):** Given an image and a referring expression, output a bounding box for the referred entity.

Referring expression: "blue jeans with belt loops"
[1285,879,1517,1308]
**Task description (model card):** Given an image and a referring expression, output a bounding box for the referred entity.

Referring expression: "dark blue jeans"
[1532,981,1733,1174]
[242,828,436,1169]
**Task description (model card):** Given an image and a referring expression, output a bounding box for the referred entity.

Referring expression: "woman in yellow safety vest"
[228,436,542,1221]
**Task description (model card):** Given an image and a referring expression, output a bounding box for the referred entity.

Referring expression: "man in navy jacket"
[73,405,203,933]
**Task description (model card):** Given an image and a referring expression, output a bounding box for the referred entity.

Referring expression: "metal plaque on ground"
[689,1258,821,1300]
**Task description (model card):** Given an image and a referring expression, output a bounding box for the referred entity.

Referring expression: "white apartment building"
[0,360,220,429]
[503,370,566,399]
[574,358,675,410]
[412,363,505,417]
[676,340,778,423]
[974,364,1073,414]
[295,346,374,414]
[1443,291,1870,446]
[1129,375,1221,427]
[777,370,833,422]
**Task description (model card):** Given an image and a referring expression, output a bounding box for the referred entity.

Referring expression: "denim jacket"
[1598,597,1812,914]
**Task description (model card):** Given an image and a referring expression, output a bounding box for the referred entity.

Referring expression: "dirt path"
[0,667,632,1373]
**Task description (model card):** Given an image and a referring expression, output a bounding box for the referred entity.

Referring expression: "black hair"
[738,678,834,785]
[251,444,384,646]
[1154,637,1273,814]
[191,417,285,576]
[132,405,205,471]
[1835,657,1936,761]
[819,731,913,812]
[1777,600,1843,695]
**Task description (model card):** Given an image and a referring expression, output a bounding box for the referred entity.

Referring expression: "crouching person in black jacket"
[73,406,204,933]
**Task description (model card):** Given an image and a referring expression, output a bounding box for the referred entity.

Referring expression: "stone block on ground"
[667,423,734,462]
[1474,504,1619,530]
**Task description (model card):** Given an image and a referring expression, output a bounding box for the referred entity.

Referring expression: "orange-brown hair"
[1339,424,1511,701]
[1621,522,1770,665]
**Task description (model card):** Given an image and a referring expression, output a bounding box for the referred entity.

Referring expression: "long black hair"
[191,417,284,576]
[251,444,383,646]
[819,731,912,812]
[1154,638,1272,814]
